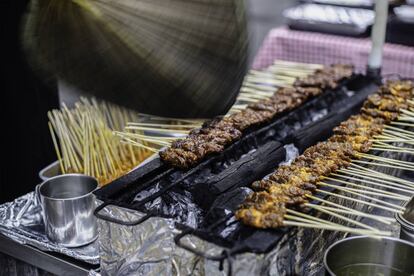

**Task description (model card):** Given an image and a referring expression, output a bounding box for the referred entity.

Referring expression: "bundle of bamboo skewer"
[48,98,154,185]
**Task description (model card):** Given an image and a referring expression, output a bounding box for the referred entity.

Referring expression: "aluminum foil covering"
[99,149,410,275]
[280,144,299,166]
[0,190,100,265]
[98,203,205,276]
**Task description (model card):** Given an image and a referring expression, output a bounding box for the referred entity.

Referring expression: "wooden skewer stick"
[306,204,395,224]
[48,122,66,174]
[286,209,338,226]
[401,109,414,117]
[127,123,201,129]
[373,139,414,151]
[304,202,379,231]
[320,178,410,201]
[306,196,393,225]
[245,76,296,85]
[236,97,260,103]
[398,116,414,123]
[239,86,275,95]
[372,137,414,145]
[371,142,414,154]
[383,129,414,140]
[383,129,414,141]
[121,138,158,153]
[385,125,414,137]
[242,81,281,91]
[318,182,408,209]
[115,132,174,144]
[371,147,414,154]
[331,172,414,194]
[237,93,271,100]
[283,221,391,236]
[349,163,414,188]
[352,160,414,172]
[315,189,404,214]
[273,60,324,69]
[391,121,414,128]
[125,126,189,134]
[356,153,414,169]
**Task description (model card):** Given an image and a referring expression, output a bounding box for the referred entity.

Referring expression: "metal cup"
[396,196,414,243]
[37,174,98,247]
[324,236,414,276]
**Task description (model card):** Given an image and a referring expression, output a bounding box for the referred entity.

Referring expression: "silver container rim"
[396,211,414,230]
[323,235,414,276]
[39,173,98,201]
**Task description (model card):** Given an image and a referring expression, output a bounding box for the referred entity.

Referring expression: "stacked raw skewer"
[236,80,414,236]
[48,98,153,185]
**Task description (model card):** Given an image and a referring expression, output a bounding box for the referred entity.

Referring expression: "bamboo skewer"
[348,163,414,188]
[356,153,414,169]
[319,182,407,210]
[371,143,414,153]
[352,160,414,172]
[286,208,338,226]
[307,204,395,224]
[304,203,378,231]
[331,172,414,194]
[391,121,414,127]
[315,189,404,214]
[283,221,390,236]
[384,125,414,137]
[319,179,410,201]
[306,196,394,225]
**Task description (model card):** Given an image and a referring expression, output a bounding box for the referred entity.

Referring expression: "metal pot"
[396,196,414,243]
[324,236,414,276]
[37,174,98,247]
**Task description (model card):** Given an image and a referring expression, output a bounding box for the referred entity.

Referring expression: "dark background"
[1,0,59,203]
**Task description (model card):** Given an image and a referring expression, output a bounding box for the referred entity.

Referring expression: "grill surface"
[94,75,378,235]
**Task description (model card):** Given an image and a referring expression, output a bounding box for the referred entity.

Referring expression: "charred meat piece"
[160,64,354,168]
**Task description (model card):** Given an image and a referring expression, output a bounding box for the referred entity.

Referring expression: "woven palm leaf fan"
[22,0,248,118]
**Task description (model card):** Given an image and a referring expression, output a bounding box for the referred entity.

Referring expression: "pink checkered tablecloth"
[252,27,414,78]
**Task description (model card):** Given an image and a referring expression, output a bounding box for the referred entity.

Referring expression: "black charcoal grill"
[94,75,378,226]
[93,75,384,275]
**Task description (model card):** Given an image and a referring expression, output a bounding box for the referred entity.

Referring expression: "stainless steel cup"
[324,236,414,276]
[396,196,414,243]
[37,174,98,247]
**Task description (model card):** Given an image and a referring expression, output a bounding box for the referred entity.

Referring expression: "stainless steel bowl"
[324,236,414,276]
[38,174,98,247]
[396,197,414,243]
